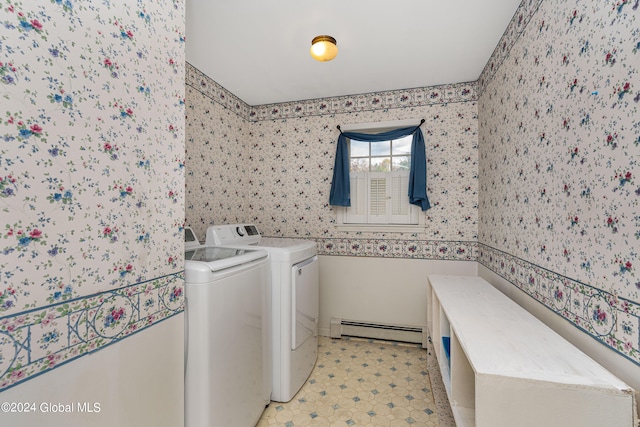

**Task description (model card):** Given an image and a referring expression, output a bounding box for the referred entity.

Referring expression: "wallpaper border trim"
[316,238,478,261]
[478,243,640,367]
[186,63,478,122]
[0,274,184,391]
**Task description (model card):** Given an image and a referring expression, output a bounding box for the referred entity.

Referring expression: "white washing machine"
[206,224,319,402]
[184,232,271,427]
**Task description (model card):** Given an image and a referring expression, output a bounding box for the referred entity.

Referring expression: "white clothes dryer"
[184,243,271,427]
[206,224,319,402]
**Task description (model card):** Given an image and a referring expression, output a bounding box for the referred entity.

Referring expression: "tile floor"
[257,336,456,427]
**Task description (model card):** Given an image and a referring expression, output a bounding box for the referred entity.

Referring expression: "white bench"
[428,275,636,427]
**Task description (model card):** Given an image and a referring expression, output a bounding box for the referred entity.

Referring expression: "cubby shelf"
[428,275,636,427]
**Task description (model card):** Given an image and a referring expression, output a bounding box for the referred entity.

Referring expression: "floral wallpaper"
[478,0,640,365]
[184,0,639,376]
[0,0,185,391]
[185,64,479,261]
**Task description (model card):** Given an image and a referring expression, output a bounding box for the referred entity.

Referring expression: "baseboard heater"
[330,318,428,349]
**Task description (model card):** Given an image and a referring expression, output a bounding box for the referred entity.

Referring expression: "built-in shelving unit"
[428,275,636,427]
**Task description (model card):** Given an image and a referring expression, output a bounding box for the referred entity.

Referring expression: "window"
[338,133,420,228]
[330,119,429,231]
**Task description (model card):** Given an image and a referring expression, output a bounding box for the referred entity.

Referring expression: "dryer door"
[291,256,319,350]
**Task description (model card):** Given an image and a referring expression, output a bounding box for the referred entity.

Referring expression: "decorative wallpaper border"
[185,62,478,122]
[0,274,184,391]
[477,0,543,95]
[316,238,478,262]
[185,63,253,120]
[478,244,640,367]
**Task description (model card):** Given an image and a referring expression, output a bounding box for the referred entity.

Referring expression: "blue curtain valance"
[329,124,431,211]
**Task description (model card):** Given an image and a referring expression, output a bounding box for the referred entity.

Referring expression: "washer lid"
[185,246,268,272]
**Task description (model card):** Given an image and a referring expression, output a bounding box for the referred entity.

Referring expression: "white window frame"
[335,119,426,233]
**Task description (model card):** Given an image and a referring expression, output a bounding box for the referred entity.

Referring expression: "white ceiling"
[185,0,522,106]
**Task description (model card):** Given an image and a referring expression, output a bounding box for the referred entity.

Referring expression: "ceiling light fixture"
[310,35,338,62]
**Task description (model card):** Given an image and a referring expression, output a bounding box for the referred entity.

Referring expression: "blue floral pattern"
[0,0,185,391]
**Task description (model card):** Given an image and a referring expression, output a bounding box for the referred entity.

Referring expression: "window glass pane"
[350,158,369,172]
[371,157,391,172]
[350,140,369,157]
[371,140,390,156]
[392,156,410,171]
[392,135,412,155]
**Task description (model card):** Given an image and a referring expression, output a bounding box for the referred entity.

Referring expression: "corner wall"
[0,0,185,424]
[186,64,480,249]
[185,65,481,332]
[477,0,640,396]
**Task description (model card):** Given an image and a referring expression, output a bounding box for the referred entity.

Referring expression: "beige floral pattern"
[185,0,640,370]
[186,65,479,248]
[478,0,639,364]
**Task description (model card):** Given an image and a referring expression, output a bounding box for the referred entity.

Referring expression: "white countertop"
[429,275,632,393]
